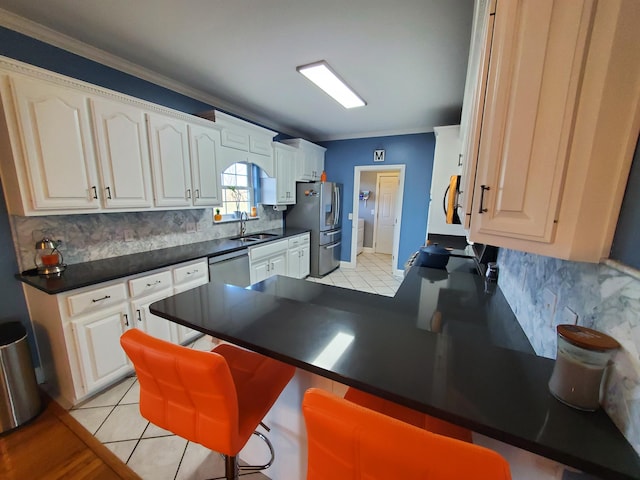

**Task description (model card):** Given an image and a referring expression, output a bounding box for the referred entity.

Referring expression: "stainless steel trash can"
[0,321,42,432]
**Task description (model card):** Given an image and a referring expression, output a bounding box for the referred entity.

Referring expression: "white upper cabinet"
[0,75,100,213]
[188,124,221,206]
[460,0,640,262]
[146,112,192,208]
[0,59,223,215]
[215,110,277,177]
[90,98,153,209]
[281,138,325,182]
[262,142,297,205]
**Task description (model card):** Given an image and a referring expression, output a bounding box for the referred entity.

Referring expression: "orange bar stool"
[344,387,472,442]
[303,388,511,480]
[120,328,295,480]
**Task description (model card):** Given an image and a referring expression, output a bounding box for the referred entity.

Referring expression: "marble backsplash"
[497,248,640,454]
[10,205,283,271]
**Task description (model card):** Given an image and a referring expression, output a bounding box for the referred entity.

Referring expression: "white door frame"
[347,165,405,276]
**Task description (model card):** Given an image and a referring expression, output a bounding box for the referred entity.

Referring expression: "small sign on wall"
[374,149,385,162]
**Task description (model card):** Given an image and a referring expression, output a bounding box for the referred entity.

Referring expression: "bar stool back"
[120,329,295,480]
[345,387,472,442]
[303,388,511,480]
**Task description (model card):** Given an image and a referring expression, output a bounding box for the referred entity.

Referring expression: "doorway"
[373,173,399,254]
[351,165,405,275]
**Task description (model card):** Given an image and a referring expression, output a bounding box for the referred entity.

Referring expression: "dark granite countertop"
[150,266,640,480]
[17,227,309,294]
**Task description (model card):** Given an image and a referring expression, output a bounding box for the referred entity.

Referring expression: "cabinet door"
[270,252,288,277]
[90,98,153,209]
[250,258,270,284]
[131,291,177,343]
[10,76,100,211]
[287,247,301,278]
[71,306,132,394]
[275,146,296,204]
[189,124,221,206]
[299,243,310,279]
[147,113,192,207]
[469,0,594,242]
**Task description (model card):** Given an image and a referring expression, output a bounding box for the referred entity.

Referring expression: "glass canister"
[548,325,620,411]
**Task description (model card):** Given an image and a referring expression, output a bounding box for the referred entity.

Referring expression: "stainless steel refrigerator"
[286,182,342,277]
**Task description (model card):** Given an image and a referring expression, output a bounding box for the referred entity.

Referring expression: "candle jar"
[548,325,620,411]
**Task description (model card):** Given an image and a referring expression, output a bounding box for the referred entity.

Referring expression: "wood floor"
[0,393,140,480]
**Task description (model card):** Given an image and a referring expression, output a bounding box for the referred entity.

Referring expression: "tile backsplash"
[497,248,640,454]
[11,205,283,271]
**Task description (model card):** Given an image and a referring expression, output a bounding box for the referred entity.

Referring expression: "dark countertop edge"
[17,227,310,295]
[150,279,640,480]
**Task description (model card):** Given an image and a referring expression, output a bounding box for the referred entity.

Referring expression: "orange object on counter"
[320,171,327,182]
[250,206,257,217]
[303,388,511,480]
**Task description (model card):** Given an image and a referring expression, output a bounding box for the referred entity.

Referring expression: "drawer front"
[249,239,288,261]
[66,283,127,317]
[129,271,172,298]
[289,233,310,248]
[173,259,208,286]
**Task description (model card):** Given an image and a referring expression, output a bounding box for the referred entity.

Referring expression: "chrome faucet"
[239,211,248,236]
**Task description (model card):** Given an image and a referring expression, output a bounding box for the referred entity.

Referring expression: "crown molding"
[317,126,432,142]
[0,8,309,138]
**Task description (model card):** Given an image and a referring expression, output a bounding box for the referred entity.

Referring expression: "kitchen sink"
[246,233,278,239]
[230,233,278,242]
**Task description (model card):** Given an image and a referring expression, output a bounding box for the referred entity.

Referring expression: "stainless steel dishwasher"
[208,249,251,287]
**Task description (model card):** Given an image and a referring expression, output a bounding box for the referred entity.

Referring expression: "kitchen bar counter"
[16,227,309,294]
[150,266,640,480]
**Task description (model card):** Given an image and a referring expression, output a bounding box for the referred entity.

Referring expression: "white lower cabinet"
[131,289,176,343]
[288,233,310,279]
[172,258,209,344]
[249,239,289,284]
[23,257,209,407]
[71,305,132,394]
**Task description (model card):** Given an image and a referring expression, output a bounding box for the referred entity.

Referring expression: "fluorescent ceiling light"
[297,61,366,109]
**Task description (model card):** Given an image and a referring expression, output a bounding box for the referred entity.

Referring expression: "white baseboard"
[340,260,356,269]
[363,247,375,253]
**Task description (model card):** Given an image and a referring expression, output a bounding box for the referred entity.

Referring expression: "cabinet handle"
[195,189,200,198]
[136,309,142,322]
[146,280,162,287]
[186,188,192,199]
[106,186,112,199]
[123,313,129,327]
[186,269,198,276]
[267,263,270,272]
[458,154,463,167]
[478,185,490,214]
[91,295,111,303]
[91,186,98,199]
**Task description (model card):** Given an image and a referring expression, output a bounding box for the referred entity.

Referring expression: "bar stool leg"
[224,455,238,480]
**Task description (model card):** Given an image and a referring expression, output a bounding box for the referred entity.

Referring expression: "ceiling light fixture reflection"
[313,332,355,370]
[297,61,366,109]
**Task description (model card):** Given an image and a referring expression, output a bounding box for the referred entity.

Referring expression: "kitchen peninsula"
[150,266,640,480]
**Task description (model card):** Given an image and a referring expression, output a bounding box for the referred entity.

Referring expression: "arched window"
[221,162,253,216]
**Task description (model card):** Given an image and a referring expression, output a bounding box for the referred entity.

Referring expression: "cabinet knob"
[91,186,98,199]
[186,188,192,199]
[136,309,142,322]
[123,313,129,327]
[106,186,112,199]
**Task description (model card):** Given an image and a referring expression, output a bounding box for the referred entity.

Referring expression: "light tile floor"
[70,252,399,480]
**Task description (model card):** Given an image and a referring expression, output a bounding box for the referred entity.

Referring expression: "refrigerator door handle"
[326,230,340,236]
[325,241,342,249]
[334,187,340,226]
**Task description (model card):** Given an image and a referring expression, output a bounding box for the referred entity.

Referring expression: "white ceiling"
[0,0,475,141]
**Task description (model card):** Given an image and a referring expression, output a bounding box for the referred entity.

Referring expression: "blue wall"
[321,134,435,270]
[0,26,215,114]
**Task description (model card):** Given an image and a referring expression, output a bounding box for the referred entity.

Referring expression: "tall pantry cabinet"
[459,0,640,262]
